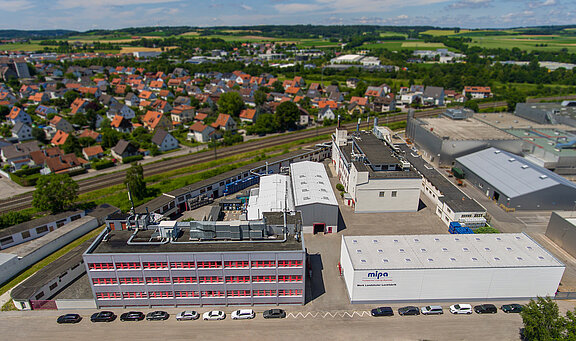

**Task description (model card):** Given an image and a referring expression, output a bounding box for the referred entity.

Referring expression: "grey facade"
[545,212,576,258]
[515,102,576,127]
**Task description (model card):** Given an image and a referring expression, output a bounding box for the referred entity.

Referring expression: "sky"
[0,0,574,31]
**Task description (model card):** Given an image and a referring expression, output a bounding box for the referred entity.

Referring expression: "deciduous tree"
[32,174,78,213]
[124,162,146,200]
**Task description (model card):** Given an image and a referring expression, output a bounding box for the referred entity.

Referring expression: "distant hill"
[0,30,78,39]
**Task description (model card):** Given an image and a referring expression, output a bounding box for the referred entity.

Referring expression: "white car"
[231,309,255,320]
[176,311,199,321]
[450,304,473,314]
[203,310,226,320]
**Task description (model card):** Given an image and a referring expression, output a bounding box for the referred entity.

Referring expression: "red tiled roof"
[239,109,256,120]
[51,130,69,145]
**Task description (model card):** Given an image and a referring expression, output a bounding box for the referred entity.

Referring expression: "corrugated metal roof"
[247,174,294,220]
[456,147,576,198]
[290,161,338,207]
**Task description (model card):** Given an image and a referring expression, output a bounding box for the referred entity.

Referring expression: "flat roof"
[353,133,399,165]
[0,209,84,238]
[247,174,294,220]
[505,128,576,157]
[290,161,338,207]
[342,233,564,270]
[419,117,517,141]
[474,112,575,131]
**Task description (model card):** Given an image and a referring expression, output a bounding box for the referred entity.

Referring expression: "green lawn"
[468,35,576,52]
[0,42,55,51]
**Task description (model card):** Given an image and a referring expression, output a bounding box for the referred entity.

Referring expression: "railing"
[555,292,576,300]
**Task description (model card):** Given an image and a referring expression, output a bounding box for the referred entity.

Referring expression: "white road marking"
[287,311,371,319]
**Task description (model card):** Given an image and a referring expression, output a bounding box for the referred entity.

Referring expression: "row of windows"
[96,289,303,300]
[93,275,303,286]
[89,260,303,271]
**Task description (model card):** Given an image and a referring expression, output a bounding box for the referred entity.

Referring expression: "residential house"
[239,108,259,123]
[173,96,191,107]
[463,86,492,99]
[139,90,156,101]
[82,145,104,161]
[211,113,237,131]
[115,84,127,95]
[194,112,208,122]
[151,129,179,152]
[111,140,140,162]
[50,116,74,133]
[0,141,39,164]
[51,130,69,146]
[371,96,397,113]
[78,87,102,98]
[28,92,49,104]
[11,122,33,141]
[188,122,220,143]
[70,98,88,115]
[171,105,195,123]
[365,85,389,98]
[422,86,445,106]
[125,92,140,107]
[7,107,31,125]
[43,153,86,174]
[285,87,303,97]
[150,99,172,114]
[346,78,361,89]
[158,89,174,100]
[111,115,133,134]
[78,129,102,143]
[107,102,135,120]
[149,80,165,91]
[34,105,57,118]
[98,94,119,107]
[142,110,173,132]
[318,107,336,122]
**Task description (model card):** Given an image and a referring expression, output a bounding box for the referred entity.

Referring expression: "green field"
[468,35,576,52]
[362,40,447,51]
[0,42,54,51]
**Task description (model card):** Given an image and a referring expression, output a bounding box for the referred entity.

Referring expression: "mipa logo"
[367,271,389,279]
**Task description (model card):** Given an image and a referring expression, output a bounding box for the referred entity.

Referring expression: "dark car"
[90,311,117,322]
[371,307,394,317]
[146,311,170,321]
[57,314,82,324]
[263,309,286,319]
[120,311,145,321]
[501,304,523,313]
[474,304,498,314]
[398,306,420,316]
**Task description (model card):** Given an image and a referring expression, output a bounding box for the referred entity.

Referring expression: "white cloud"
[241,4,253,10]
[449,0,492,9]
[274,3,322,13]
[529,0,556,8]
[275,0,446,15]
[56,0,180,9]
[0,0,33,12]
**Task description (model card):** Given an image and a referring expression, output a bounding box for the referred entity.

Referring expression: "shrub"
[474,226,500,234]
[336,183,345,191]
[122,155,144,164]
[93,160,115,170]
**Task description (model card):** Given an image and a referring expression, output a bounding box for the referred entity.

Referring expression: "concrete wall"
[297,203,339,231]
[546,212,576,258]
[354,178,421,213]
[56,299,97,310]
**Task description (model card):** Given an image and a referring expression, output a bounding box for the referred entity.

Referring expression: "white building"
[247,174,294,220]
[340,234,564,304]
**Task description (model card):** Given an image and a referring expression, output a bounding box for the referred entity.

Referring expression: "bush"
[67,168,87,177]
[122,155,144,164]
[474,226,500,234]
[0,211,32,229]
[93,160,115,170]
[10,173,41,186]
[336,183,345,191]
[13,166,41,177]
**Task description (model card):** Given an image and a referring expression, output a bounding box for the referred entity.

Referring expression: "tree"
[246,113,279,135]
[521,297,565,341]
[464,100,479,112]
[272,80,284,93]
[0,211,31,229]
[124,162,146,200]
[217,92,245,117]
[101,129,120,149]
[32,173,78,213]
[62,134,82,155]
[254,89,268,107]
[275,101,300,131]
[31,127,47,144]
[63,90,80,105]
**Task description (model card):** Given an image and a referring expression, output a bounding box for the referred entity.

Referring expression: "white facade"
[340,234,565,303]
[247,174,294,220]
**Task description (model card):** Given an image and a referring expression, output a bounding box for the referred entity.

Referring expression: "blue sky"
[0,0,573,31]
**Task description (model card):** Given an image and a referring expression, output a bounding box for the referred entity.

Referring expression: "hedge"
[10,173,41,186]
[122,155,144,164]
[93,160,115,170]
[13,167,41,177]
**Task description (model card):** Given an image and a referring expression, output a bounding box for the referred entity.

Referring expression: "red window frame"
[173,277,197,284]
[146,277,170,284]
[252,275,276,283]
[170,261,195,269]
[201,291,225,297]
[122,292,147,299]
[278,260,303,267]
[278,289,303,296]
[251,260,276,268]
[115,262,141,270]
[96,292,122,300]
[278,275,303,282]
[175,291,199,298]
[149,291,174,299]
[142,262,168,269]
[227,290,251,297]
[225,276,250,283]
[92,277,117,285]
[198,276,223,284]
[224,261,249,268]
[253,290,276,297]
[196,261,222,269]
[88,263,114,270]
[118,277,144,284]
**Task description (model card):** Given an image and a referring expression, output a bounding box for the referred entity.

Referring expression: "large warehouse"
[455,147,576,210]
[340,234,564,303]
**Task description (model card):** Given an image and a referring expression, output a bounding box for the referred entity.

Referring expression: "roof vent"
[508,158,515,162]
[494,150,501,154]
[377,249,383,253]
[303,196,310,200]
[382,259,389,263]
[521,165,529,169]
[539,175,548,179]
[450,257,456,262]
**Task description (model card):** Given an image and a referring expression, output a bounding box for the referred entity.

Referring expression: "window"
[146,277,170,284]
[21,231,31,239]
[278,289,302,297]
[149,291,173,299]
[122,292,147,299]
[224,261,249,268]
[278,275,302,282]
[391,191,397,197]
[226,276,250,283]
[88,263,114,270]
[198,276,223,284]
[252,276,275,283]
[379,191,385,197]
[175,291,199,298]
[96,292,122,300]
[253,290,276,297]
[227,290,251,297]
[173,277,197,284]
[119,277,144,284]
[142,262,168,269]
[251,260,275,268]
[278,260,302,267]
[92,278,118,285]
[170,261,195,269]
[56,219,66,228]
[0,236,14,246]
[35,292,44,300]
[196,261,222,269]
[49,282,58,290]
[116,262,141,270]
[201,291,225,297]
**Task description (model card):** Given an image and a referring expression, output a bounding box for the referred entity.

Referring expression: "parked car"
[474,304,498,314]
[421,306,444,315]
[203,310,226,320]
[57,314,82,324]
[501,304,523,313]
[263,309,286,319]
[176,311,200,321]
[231,309,255,320]
[120,311,145,321]
[146,311,169,321]
[371,307,394,317]
[398,306,420,316]
[90,311,117,322]
[450,304,473,314]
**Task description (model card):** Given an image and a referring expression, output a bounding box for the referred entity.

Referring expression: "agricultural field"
[362,40,447,51]
[467,34,576,52]
[0,42,54,51]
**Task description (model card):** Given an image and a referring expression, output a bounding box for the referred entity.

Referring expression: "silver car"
[176,311,199,321]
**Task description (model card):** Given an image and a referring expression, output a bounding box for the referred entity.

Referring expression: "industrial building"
[332,128,422,213]
[545,212,576,259]
[340,234,564,303]
[515,102,576,127]
[83,212,306,308]
[455,147,576,210]
[247,174,293,220]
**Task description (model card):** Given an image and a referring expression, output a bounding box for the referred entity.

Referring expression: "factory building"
[332,129,422,213]
[515,102,576,127]
[340,234,564,303]
[83,212,306,308]
[545,212,576,259]
[455,147,576,211]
